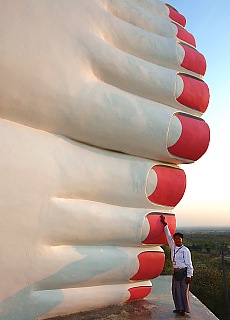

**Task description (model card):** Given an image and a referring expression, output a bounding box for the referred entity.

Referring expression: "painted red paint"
[130,251,165,281]
[176,74,210,113]
[127,286,152,301]
[175,24,196,47]
[168,114,210,161]
[147,166,186,207]
[179,43,206,76]
[142,214,176,245]
[166,4,186,27]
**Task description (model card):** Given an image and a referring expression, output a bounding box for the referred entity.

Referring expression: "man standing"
[160,215,194,317]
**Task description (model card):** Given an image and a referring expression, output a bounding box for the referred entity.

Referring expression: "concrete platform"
[49,276,218,320]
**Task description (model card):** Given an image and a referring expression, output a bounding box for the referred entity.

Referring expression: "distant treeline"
[178,226,230,233]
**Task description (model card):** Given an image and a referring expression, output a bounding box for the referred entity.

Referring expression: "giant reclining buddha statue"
[0,0,210,319]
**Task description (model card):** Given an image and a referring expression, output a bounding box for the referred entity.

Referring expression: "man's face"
[174,235,183,247]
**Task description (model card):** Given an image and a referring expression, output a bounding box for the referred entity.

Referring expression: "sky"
[168,0,230,227]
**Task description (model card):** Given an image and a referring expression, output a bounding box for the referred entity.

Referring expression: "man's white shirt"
[164,225,194,278]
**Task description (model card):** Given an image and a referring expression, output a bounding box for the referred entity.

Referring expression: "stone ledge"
[49,276,219,320]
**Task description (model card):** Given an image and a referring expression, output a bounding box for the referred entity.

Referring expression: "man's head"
[173,232,183,247]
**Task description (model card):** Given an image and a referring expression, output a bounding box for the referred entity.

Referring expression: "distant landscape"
[178,226,230,232]
[162,227,230,320]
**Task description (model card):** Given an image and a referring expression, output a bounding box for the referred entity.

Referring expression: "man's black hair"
[173,232,184,240]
